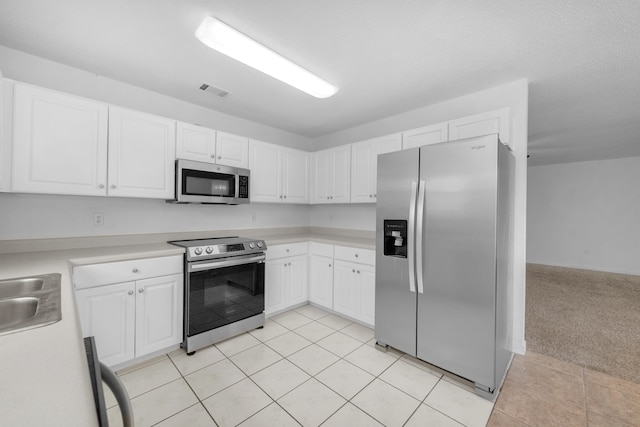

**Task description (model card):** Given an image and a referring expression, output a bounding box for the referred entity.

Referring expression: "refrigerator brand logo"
[471,145,486,150]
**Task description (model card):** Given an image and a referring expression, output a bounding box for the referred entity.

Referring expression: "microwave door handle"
[416,180,426,294]
[408,181,417,293]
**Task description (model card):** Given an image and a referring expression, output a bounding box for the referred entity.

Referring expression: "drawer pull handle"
[132,268,139,273]
[138,288,144,293]
[128,291,133,296]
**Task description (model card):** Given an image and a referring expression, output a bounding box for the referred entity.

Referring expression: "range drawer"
[266,242,308,260]
[73,255,183,289]
[334,246,375,265]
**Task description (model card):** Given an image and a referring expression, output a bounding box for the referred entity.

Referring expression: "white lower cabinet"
[73,255,183,367]
[265,243,308,315]
[332,247,376,326]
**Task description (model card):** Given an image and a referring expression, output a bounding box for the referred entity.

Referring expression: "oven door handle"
[188,254,266,271]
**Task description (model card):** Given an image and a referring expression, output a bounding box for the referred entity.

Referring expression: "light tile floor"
[105,304,640,427]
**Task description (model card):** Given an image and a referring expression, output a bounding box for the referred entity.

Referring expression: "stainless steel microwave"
[169,159,250,204]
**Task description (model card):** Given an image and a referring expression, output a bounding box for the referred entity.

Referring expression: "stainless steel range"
[169,236,267,354]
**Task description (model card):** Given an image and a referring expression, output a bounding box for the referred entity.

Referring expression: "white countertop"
[0,230,374,425]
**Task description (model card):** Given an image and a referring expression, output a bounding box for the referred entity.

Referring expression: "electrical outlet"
[94,212,105,226]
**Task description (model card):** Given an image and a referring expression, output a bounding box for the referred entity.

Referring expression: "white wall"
[527,156,640,275]
[311,80,529,354]
[310,204,376,231]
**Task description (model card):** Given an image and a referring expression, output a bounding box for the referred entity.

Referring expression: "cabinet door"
[249,140,282,203]
[282,148,309,204]
[350,141,373,203]
[216,131,249,168]
[12,83,108,195]
[356,265,375,326]
[371,134,402,202]
[75,282,136,367]
[265,258,286,315]
[288,255,308,306]
[448,108,510,145]
[108,106,176,199]
[403,122,448,150]
[176,122,216,163]
[135,274,183,357]
[331,145,351,203]
[311,150,331,204]
[309,255,333,309]
[333,260,357,318]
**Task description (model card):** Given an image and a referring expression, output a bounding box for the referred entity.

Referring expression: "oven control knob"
[257,241,263,248]
[205,246,213,254]
[249,242,256,249]
[194,247,203,255]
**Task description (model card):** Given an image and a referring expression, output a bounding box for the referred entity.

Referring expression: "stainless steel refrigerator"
[375,133,514,401]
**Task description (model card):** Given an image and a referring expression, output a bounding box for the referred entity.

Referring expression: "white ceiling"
[0,0,639,166]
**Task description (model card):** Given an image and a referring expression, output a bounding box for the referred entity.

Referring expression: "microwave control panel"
[239,175,249,198]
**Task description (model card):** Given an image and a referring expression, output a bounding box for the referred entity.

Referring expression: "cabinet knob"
[110,185,116,189]
[128,291,134,295]
[286,249,290,252]
[218,155,222,159]
[283,195,287,199]
[98,184,105,189]
[329,264,332,267]
[355,254,359,258]
[138,288,144,293]
[326,196,330,200]
[132,268,139,273]
[280,195,283,199]
[357,270,361,274]
[369,194,372,198]
[374,194,377,197]
[211,154,216,158]
[352,269,356,273]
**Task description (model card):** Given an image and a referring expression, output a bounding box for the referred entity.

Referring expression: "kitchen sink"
[0,277,45,298]
[0,273,62,336]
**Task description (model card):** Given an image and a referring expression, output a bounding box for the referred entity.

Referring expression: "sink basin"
[0,297,39,329]
[0,273,61,336]
[0,278,45,298]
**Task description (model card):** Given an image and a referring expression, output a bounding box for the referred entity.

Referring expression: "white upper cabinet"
[402,122,448,150]
[175,122,216,163]
[108,106,176,199]
[12,83,109,196]
[311,145,351,204]
[249,139,308,203]
[176,124,249,169]
[350,133,402,203]
[216,131,249,169]
[448,108,510,145]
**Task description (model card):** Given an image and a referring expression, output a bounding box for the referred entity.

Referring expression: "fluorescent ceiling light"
[195,16,338,99]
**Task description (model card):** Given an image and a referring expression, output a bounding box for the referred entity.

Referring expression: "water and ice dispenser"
[383,220,407,258]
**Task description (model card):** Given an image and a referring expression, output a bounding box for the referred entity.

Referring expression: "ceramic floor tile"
[154,403,216,427]
[202,378,272,427]
[587,410,635,427]
[215,332,261,357]
[493,378,586,426]
[271,311,314,329]
[344,343,399,376]
[278,378,346,427]
[351,378,421,427]
[265,330,312,356]
[585,379,640,426]
[129,378,199,427]
[238,402,299,427]
[316,359,375,400]
[248,320,289,342]
[250,359,310,399]
[316,331,363,357]
[169,345,226,376]
[293,320,335,342]
[379,359,440,400]
[405,403,465,427]
[229,343,283,375]
[321,402,384,427]
[184,358,247,400]
[116,354,168,376]
[507,353,585,408]
[486,409,529,427]
[118,357,181,398]
[518,351,584,378]
[295,304,331,320]
[584,368,640,397]
[317,313,353,330]
[400,354,446,378]
[288,343,340,375]
[340,322,375,343]
[424,379,494,427]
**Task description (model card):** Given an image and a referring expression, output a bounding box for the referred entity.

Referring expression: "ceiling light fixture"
[195,16,338,99]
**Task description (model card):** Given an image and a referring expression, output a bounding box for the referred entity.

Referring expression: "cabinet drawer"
[73,255,182,289]
[309,242,334,258]
[266,242,308,260]
[334,246,375,265]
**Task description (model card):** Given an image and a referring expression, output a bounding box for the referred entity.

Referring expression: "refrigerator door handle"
[416,180,426,294]
[408,181,418,293]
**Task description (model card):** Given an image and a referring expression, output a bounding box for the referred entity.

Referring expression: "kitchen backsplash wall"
[0,193,310,240]
[309,204,376,231]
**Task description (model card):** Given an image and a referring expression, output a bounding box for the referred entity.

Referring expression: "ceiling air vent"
[199,83,230,98]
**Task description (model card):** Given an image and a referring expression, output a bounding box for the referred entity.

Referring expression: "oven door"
[185,254,265,339]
